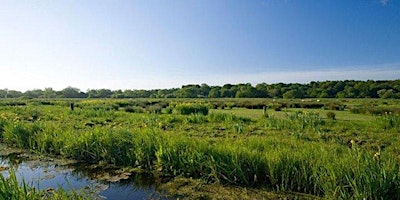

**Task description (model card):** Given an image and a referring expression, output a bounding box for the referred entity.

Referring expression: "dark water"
[0,151,170,200]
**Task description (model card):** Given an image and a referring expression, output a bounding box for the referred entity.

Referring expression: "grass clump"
[326,111,336,120]
[376,113,400,131]
[0,170,89,200]
[174,103,209,115]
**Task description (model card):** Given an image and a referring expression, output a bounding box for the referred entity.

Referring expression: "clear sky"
[0,0,399,91]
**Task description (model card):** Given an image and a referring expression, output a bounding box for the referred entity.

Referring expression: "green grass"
[0,170,89,200]
[211,108,265,119]
[0,98,399,199]
[211,107,377,122]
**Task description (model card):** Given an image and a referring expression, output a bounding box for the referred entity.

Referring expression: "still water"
[0,148,170,200]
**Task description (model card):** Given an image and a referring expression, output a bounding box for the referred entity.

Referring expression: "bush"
[324,102,343,110]
[164,106,173,114]
[147,105,163,114]
[273,104,283,111]
[326,111,336,120]
[174,103,209,115]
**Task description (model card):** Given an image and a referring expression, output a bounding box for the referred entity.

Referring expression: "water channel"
[0,144,170,199]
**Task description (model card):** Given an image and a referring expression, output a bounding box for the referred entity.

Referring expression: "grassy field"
[0,98,399,199]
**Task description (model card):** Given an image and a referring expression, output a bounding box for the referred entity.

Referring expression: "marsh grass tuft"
[326,111,336,120]
[0,170,89,199]
[174,103,210,115]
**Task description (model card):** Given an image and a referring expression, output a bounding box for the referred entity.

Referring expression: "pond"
[0,145,170,200]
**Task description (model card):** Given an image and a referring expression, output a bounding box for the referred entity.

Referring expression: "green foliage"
[0,99,400,199]
[376,113,400,131]
[326,111,336,120]
[349,105,400,115]
[1,80,400,99]
[260,111,324,132]
[0,170,89,200]
[123,106,145,113]
[3,122,41,149]
[0,118,7,136]
[174,103,210,115]
[272,103,283,111]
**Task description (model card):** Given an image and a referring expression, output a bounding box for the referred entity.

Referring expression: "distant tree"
[378,89,395,99]
[1,79,399,99]
[97,89,113,98]
[61,87,87,98]
[157,89,177,98]
[6,90,23,98]
[0,89,8,98]
[235,83,263,98]
[43,88,57,98]
[208,87,221,98]
[343,85,357,98]
[354,81,371,98]
[23,89,44,98]
[220,84,238,98]
[132,90,151,98]
[123,90,135,98]
[333,81,345,95]
[336,91,346,98]
[199,83,211,97]
[111,90,125,98]
[175,85,200,98]
[283,89,304,99]
[87,89,98,98]
[255,83,269,98]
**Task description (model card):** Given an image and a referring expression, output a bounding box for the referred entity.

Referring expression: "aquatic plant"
[0,170,89,200]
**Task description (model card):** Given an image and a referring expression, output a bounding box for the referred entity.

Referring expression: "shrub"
[326,111,336,120]
[273,104,283,111]
[164,106,173,114]
[349,106,364,114]
[324,102,343,110]
[147,105,163,114]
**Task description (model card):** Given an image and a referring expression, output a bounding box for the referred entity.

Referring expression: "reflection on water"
[0,149,170,200]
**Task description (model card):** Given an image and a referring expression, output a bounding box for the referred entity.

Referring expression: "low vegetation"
[0,170,89,200]
[0,98,399,199]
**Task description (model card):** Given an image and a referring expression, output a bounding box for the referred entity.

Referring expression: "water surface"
[0,146,169,200]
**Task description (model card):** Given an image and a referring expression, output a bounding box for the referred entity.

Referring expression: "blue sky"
[0,0,399,91]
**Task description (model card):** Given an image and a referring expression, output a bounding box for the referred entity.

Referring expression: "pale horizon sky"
[1,0,399,92]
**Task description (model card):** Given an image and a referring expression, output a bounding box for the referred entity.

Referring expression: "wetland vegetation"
[0,97,399,199]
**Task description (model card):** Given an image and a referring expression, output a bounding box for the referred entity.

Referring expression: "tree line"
[0,80,399,99]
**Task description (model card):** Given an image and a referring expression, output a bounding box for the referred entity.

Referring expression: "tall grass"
[173,103,210,115]
[259,111,324,133]
[0,101,399,198]
[0,170,89,200]
[376,113,400,131]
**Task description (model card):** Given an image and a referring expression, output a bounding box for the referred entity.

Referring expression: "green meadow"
[0,98,399,199]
